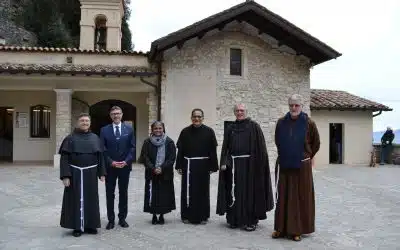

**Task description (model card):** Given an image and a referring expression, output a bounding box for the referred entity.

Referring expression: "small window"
[30,105,51,138]
[230,48,242,76]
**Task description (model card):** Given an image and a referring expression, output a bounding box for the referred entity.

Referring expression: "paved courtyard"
[0,163,399,250]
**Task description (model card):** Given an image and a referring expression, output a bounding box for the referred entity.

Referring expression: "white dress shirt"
[113,122,122,136]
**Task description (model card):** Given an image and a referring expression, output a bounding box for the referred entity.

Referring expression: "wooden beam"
[217,23,226,31]
[176,41,184,50]
[197,32,206,40]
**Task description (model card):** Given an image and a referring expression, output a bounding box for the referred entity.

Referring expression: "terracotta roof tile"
[0,63,156,77]
[0,46,148,56]
[310,89,392,111]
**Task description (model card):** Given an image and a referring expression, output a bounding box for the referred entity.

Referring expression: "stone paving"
[0,163,399,250]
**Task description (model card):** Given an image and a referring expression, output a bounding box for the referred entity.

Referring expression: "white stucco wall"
[0,50,150,68]
[161,22,311,166]
[0,90,55,162]
[0,90,149,163]
[311,110,373,166]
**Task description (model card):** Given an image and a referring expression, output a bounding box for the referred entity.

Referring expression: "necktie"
[115,125,121,138]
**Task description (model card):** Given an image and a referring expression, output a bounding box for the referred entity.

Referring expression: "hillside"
[0,0,37,46]
[0,0,133,50]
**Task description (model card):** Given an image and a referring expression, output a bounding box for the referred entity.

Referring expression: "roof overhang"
[0,63,157,77]
[0,46,148,56]
[310,107,393,112]
[310,89,393,112]
[149,1,341,64]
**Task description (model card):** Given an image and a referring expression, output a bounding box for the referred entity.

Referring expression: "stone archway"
[89,99,137,139]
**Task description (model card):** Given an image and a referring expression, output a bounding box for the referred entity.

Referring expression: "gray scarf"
[149,133,167,168]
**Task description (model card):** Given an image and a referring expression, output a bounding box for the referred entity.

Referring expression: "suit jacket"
[100,123,136,170]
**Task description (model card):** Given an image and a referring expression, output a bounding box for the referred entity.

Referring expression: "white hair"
[288,94,303,105]
[233,103,247,113]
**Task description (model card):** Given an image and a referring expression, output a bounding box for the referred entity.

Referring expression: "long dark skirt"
[180,158,211,223]
[60,165,101,231]
[143,175,176,215]
[274,160,315,235]
[225,157,258,227]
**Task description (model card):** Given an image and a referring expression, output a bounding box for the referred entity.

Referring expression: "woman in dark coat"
[139,121,177,225]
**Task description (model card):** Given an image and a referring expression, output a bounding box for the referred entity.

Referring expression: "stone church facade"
[0,0,391,167]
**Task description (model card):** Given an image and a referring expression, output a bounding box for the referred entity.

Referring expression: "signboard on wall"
[16,112,28,128]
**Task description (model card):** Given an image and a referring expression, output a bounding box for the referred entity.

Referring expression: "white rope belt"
[275,157,310,204]
[184,156,209,207]
[229,155,250,207]
[149,179,152,207]
[69,164,98,232]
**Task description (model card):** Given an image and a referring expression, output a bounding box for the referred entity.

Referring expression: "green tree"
[121,0,133,51]
[14,0,133,50]
[58,0,81,47]
[16,0,72,47]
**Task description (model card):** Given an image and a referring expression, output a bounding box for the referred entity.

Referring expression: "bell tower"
[79,0,124,51]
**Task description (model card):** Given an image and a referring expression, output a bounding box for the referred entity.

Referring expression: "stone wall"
[71,97,90,132]
[0,0,37,46]
[373,144,400,164]
[147,91,158,134]
[55,89,72,153]
[161,21,311,166]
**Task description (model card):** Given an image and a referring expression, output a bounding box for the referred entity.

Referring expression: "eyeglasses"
[235,109,245,112]
[289,104,300,108]
[192,116,202,119]
[110,112,122,116]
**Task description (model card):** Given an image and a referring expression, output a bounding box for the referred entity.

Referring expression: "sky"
[129,0,400,132]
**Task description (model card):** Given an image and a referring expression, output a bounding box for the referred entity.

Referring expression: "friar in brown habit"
[273,94,320,241]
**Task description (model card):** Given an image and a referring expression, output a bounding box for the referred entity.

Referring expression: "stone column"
[147,91,158,135]
[53,89,73,168]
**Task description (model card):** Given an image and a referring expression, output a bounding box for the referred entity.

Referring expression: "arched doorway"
[89,99,137,142]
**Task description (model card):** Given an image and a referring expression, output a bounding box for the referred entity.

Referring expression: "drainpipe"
[156,60,162,121]
[139,65,162,121]
[139,77,157,89]
[373,110,383,117]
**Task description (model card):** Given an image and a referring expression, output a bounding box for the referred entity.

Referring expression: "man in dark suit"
[100,106,135,229]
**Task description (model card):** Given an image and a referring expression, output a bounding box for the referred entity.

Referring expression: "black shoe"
[158,215,165,225]
[152,215,158,225]
[106,222,115,230]
[72,230,82,237]
[118,219,129,228]
[85,228,98,234]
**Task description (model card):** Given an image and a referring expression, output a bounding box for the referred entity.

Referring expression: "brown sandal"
[271,231,282,238]
[293,235,302,241]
